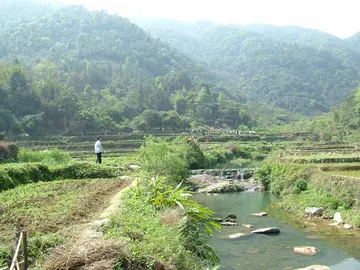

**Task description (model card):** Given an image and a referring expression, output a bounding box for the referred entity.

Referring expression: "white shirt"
[94,140,102,153]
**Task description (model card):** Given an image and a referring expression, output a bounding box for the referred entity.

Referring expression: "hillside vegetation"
[132,19,360,115]
[0,0,262,136]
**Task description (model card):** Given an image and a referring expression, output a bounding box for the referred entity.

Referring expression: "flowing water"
[196,192,360,270]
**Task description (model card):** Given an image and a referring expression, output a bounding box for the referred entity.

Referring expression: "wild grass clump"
[280,188,340,215]
[19,149,71,164]
[0,233,63,268]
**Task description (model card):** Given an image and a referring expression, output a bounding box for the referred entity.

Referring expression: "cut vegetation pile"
[43,240,126,270]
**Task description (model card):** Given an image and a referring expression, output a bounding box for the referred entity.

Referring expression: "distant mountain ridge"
[132,18,360,115]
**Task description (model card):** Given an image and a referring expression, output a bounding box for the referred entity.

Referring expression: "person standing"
[94,136,104,164]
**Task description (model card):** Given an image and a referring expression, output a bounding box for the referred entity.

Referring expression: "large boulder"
[250,212,267,217]
[228,233,251,239]
[305,207,324,216]
[225,214,237,219]
[293,246,320,255]
[251,227,280,234]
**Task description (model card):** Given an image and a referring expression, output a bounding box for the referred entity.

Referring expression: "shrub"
[257,162,308,195]
[0,142,19,163]
[139,136,191,183]
[293,179,308,194]
[0,168,15,191]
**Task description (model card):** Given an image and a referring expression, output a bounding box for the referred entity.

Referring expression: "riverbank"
[256,142,360,260]
[267,204,360,261]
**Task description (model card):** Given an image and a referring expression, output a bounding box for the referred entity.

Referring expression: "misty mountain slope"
[241,24,360,70]
[348,32,360,53]
[132,19,360,115]
[0,3,219,91]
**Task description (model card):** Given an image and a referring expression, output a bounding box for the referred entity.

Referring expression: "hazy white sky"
[51,0,360,38]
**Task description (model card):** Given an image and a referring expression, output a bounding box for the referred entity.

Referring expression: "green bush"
[139,136,191,183]
[19,149,71,164]
[257,162,308,195]
[293,179,308,194]
[0,142,19,163]
[0,168,15,190]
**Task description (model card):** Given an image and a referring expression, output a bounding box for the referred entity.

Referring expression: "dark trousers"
[96,152,102,164]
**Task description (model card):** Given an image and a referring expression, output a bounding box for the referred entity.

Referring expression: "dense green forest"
[132,19,360,115]
[1,0,360,136]
[0,0,264,136]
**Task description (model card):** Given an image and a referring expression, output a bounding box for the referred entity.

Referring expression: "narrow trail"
[99,179,137,218]
[72,178,138,242]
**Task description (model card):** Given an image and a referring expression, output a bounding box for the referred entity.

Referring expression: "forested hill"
[132,19,360,115]
[1,1,269,136]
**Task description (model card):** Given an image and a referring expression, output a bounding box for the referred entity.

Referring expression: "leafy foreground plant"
[105,177,220,269]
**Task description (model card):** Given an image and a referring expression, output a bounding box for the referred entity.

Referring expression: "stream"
[195,192,360,270]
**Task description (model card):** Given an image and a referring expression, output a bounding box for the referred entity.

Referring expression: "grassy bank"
[258,159,360,227]
[0,162,125,192]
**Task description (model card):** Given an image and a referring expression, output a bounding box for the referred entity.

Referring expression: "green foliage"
[19,149,71,164]
[106,176,220,268]
[139,136,191,182]
[106,196,203,269]
[257,162,308,195]
[280,188,340,214]
[293,179,308,194]
[0,233,63,267]
[28,233,64,263]
[131,177,193,210]
[0,142,18,163]
[0,2,263,136]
